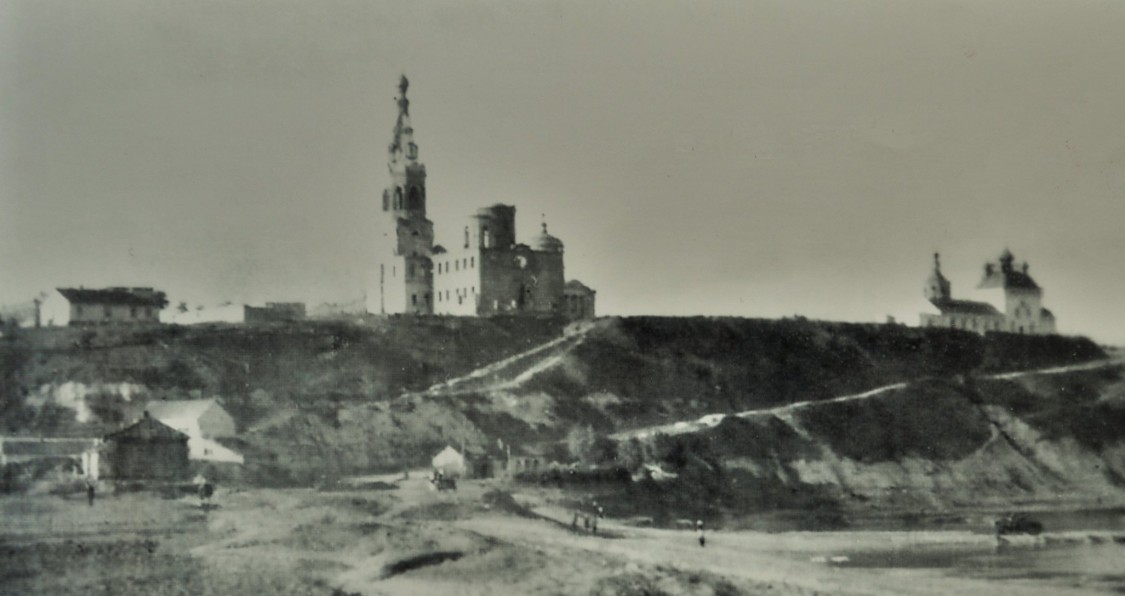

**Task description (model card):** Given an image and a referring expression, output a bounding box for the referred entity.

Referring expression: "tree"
[566,424,596,464]
[617,437,646,472]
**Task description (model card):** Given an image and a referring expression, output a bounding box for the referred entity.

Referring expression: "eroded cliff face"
[4,316,1119,499]
[634,367,1125,513]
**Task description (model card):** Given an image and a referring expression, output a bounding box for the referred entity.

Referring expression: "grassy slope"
[610,366,1125,522]
[2,316,1113,491]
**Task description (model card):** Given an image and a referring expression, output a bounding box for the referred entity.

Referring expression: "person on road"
[86,480,96,506]
[696,519,705,547]
[200,479,214,509]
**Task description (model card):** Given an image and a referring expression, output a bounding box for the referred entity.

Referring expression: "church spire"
[924,251,951,303]
[389,74,418,164]
[397,75,410,116]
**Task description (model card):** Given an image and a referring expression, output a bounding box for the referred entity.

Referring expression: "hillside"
[605,363,1125,522]
[3,316,1119,506]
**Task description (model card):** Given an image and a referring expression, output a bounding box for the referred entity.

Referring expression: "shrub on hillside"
[980,333,1105,373]
[796,380,992,463]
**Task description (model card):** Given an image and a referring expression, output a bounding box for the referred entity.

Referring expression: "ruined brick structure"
[368,76,594,319]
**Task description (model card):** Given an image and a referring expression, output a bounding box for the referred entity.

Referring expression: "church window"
[412,294,417,306]
[464,227,470,248]
[483,227,492,248]
[470,257,475,268]
[455,261,459,271]
[382,192,389,211]
[395,188,403,210]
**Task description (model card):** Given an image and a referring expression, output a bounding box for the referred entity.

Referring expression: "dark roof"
[1040,307,1055,319]
[977,268,1040,291]
[104,416,188,443]
[2,438,99,457]
[57,287,168,307]
[932,299,1001,316]
[564,280,595,294]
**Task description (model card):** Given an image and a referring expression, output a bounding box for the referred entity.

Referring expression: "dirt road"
[4,477,1121,595]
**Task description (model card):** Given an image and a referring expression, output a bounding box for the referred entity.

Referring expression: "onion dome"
[532,221,564,252]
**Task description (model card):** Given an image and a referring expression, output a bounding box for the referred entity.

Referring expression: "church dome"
[532,222,564,252]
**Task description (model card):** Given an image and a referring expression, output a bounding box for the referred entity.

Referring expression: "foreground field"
[3,475,1122,595]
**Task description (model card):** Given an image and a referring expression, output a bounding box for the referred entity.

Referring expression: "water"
[837,508,1125,593]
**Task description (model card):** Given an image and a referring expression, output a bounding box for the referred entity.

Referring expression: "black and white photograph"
[2,1,1125,594]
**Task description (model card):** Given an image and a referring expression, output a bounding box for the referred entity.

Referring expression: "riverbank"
[3,476,1124,595]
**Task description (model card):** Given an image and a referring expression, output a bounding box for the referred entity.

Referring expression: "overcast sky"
[3,1,1124,343]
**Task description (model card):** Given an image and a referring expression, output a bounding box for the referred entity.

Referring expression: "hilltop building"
[368,76,594,319]
[41,287,167,327]
[920,250,1055,335]
[244,302,306,324]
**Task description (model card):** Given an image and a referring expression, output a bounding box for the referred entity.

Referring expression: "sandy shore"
[1,476,1121,595]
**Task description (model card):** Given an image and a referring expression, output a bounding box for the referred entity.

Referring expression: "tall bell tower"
[369,75,435,315]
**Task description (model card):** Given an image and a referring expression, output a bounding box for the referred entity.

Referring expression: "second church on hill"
[369,76,595,319]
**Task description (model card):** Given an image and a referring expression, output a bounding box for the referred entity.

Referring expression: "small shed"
[104,413,189,480]
[431,445,507,479]
[431,445,467,477]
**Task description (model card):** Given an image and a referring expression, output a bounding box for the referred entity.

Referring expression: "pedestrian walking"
[200,480,214,509]
[86,480,96,506]
[583,515,590,533]
[696,520,705,548]
[572,511,579,530]
[592,517,598,535]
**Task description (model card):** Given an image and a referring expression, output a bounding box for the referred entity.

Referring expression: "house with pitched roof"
[431,444,507,479]
[920,250,1056,335]
[0,437,102,479]
[41,287,168,326]
[104,413,190,480]
[145,399,243,464]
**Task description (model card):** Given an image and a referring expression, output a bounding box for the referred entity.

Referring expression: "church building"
[368,76,594,319]
[919,249,1055,335]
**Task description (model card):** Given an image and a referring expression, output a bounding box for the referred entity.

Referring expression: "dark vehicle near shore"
[995,513,1044,536]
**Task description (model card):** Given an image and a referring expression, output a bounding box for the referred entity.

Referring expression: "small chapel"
[919,249,1055,335]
